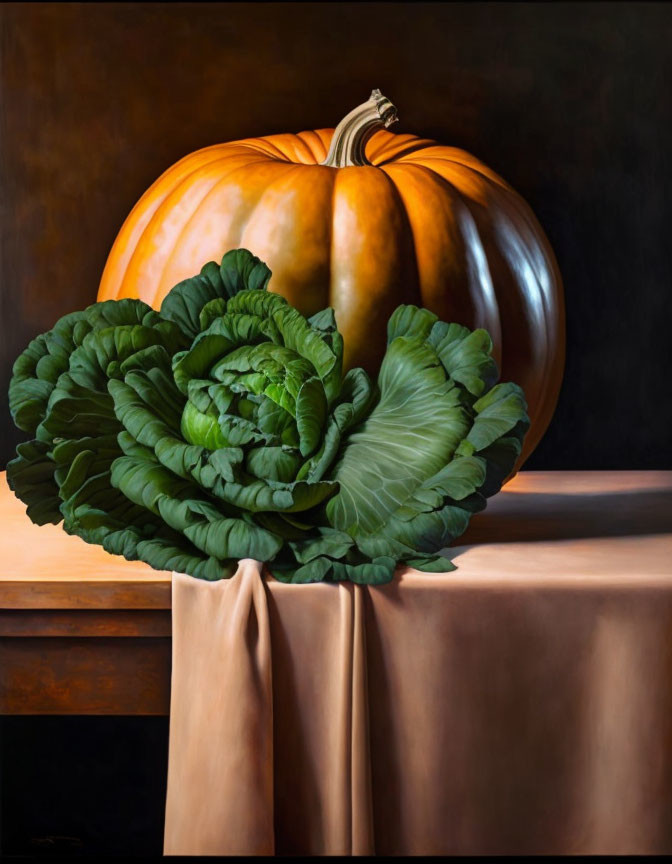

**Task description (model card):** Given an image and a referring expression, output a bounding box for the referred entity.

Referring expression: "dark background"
[1,1,671,857]
[1,1,671,472]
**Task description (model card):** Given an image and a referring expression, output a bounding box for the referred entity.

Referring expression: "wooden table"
[1,470,671,715]
[0,471,171,714]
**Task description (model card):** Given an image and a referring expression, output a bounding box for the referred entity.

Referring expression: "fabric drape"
[165,533,672,856]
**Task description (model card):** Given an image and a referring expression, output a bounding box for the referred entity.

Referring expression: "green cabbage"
[7,249,529,584]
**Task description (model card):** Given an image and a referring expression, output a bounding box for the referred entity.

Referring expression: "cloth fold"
[164,564,373,857]
[164,559,273,856]
[267,578,373,855]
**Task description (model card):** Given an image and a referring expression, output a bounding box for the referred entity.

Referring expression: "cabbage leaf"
[7,250,528,584]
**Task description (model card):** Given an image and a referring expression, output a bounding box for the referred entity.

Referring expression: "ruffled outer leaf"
[159,249,271,339]
[6,440,62,525]
[325,304,530,567]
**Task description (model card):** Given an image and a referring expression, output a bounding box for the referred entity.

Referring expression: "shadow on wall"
[460,486,672,545]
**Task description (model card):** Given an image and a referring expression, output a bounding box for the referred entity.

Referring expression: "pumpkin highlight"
[98,90,564,468]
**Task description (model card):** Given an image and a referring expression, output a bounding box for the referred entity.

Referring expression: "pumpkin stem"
[321,89,398,167]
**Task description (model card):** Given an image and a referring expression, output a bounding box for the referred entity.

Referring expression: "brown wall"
[2,2,671,469]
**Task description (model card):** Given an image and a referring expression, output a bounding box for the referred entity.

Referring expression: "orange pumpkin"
[99,90,564,467]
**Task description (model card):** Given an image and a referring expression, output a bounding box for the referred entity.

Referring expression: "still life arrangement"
[5,9,668,854]
[6,90,563,585]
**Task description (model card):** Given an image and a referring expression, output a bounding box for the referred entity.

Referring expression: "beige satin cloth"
[164,473,672,856]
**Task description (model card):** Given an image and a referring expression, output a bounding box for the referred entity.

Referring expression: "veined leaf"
[327,337,470,535]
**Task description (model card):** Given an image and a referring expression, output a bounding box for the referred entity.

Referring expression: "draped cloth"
[164,473,672,856]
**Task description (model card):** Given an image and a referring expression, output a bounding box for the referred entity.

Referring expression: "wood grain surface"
[0,610,171,637]
[2,470,671,607]
[0,637,171,715]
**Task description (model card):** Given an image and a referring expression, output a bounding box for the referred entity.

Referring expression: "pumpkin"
[98,89,564,468]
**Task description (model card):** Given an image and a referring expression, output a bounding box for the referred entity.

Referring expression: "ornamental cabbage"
[7,249,529,584]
